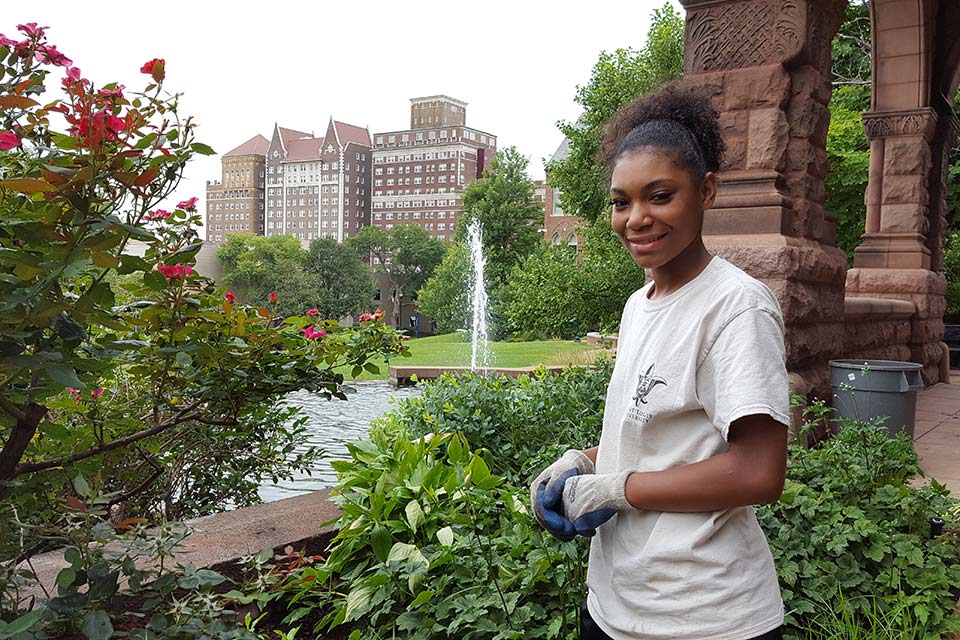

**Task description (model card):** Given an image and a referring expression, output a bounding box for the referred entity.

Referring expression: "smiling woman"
[529,84,792,640]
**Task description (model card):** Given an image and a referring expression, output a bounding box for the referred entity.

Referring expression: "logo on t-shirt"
[632,364,667,406]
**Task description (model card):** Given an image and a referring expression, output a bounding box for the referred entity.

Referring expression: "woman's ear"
[701,171,718,210]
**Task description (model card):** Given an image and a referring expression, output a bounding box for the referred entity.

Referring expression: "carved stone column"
[846,106,956,383]
[680,0,847,395]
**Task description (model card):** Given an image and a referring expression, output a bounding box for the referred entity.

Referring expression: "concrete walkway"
[915,380,960,495]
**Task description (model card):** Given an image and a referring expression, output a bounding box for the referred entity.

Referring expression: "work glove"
[529,450,595,541]
[561,470,633,537]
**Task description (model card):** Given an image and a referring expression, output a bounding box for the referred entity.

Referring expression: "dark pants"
[580,600,784,640]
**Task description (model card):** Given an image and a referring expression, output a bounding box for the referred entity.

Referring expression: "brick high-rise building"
[371,96,496,242]
[204,135,269,243]
[264,119,372,242]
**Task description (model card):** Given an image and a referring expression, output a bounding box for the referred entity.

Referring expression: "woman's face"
[609,149,716,272]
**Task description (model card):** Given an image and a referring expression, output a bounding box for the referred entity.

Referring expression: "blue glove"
[561,470,633,537]
[529,450,594,541]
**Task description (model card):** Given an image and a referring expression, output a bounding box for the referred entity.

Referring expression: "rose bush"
[0,25,409,630]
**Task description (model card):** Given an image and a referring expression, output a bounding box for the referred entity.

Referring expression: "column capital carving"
[862,109,939,142]
[681,0,844,73]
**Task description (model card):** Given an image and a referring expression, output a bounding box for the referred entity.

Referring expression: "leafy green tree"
[349,225,446,327]
[505,245,582,338]
[217,234,318,315]
[503,216,644,338]
[305,237,376,319]
[416,242,470,333]
[825,87,871,262]
[577,215,646,333]
[548,3,684,223]
[456,146,543,283]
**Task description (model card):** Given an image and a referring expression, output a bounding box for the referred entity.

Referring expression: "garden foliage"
[285,371,960,640]
[758,398,960,639]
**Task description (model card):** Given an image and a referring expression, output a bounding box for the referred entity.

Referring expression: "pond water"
[257,381,422,502]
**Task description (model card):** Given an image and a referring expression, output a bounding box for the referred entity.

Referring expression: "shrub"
[392,364,611,480]
[758,398,960,639]
[283,425,589,640]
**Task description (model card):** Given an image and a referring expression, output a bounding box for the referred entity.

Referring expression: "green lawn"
[345,332,603,381]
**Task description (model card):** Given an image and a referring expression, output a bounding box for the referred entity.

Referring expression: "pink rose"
[91,387,105,400]
[306,308,318,316]
[0,132,20,150]
[176,197,198,212]
[35,44,71,67]
[16,23,46,37]
[147,209,171,221]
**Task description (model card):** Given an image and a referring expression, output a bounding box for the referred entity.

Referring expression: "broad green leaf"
[0,608,44,637]
[45,362,83,389]
[371,525,392,563]
[405,499,424,532]
[344,584,376,622]
[72,474,91,497]
[436,525,454,546]
[386,542,427,566]
[410,590,434,608]
[191,142,216,155]
[80,610,113,640]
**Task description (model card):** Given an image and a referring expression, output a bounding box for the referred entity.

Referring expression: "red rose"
[0,132,20,150]
[269,292,278,304]
[225,291,237,303]
[140,58,165,82]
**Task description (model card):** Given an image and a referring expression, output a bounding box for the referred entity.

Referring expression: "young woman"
[530,84,791,640]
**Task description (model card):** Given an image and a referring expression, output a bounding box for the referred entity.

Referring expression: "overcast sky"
[5,0,683,225]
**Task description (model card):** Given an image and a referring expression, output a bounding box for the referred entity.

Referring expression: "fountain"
[466,220,491,372]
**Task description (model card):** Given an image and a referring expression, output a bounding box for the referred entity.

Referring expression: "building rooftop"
[283,137,326,162]
[410,95,467,108]
[224,134,270,157]
[332,120,371,146]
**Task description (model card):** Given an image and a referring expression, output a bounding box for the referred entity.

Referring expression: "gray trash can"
[830,359,924,438]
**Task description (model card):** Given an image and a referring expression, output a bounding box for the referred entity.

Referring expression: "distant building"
[264,119,372,242]
[204,135,269,243]
[370,95,497,243]
[542,136,583,249]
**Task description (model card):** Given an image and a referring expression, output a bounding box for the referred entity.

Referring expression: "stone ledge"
[23,489,341,600]
[389,365,572,387]
[844,295,917,319]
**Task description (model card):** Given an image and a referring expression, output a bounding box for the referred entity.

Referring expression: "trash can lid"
[829,359,922,371]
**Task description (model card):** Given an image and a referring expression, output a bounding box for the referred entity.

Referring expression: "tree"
[548,3,684,223]
[502,216,645,338]
[217,234,318,316]
[305,237,376,319]
[416,242,470,333]
[349,225,446,327]
[456,146,544,283]
[505,245,582,338]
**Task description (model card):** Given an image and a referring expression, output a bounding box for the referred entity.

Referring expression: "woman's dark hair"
[599,83,725,180]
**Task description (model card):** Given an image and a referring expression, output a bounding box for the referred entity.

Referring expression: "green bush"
[283,425,588,640]
[757,398,960,639]
[392,364,611,480]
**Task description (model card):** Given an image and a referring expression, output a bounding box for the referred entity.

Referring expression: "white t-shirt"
[587,256,791,640]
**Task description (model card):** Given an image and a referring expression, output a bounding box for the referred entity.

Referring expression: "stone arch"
[566,233,578,248]
[845,0,960,383]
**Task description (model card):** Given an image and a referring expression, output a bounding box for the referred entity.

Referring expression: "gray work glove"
[561,470,633,537]
[529,450,595,541]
